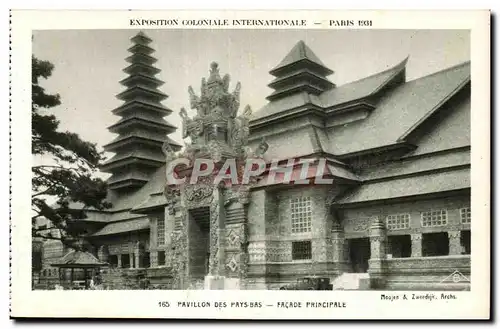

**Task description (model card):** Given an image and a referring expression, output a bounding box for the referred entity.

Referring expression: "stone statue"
[162,139,176,163]
[188,87,202,115]
[230,105,252,151]
[180,107,191,139]
[229,82,241,118]
[242,138,269,159]
[180,107,204,146]
[255,138,269,158]
[222,74,231,94]
[186,62,242,120]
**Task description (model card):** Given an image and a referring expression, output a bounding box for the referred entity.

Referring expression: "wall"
[343,194,472,290]
[100,268,142,290]
[100,268,173,290]
[383,255,471,290]
[249,186,331,261]
[246,185,342,288]
[244,191,471,289]
[341,195,471,239]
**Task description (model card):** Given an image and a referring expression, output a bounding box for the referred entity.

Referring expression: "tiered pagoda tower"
[266,40,335,101]
[102,32,181,191]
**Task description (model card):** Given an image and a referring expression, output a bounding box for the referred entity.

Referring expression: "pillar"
[238,221,249,289]
[217,187,226,278]
[97,245,109,262]
[448,230,462,255]
[221,187,251,289]
[369,217,387,259]
[150,251,158,267]
[411,233,422,257]
[205,185,226,290]
[331,220,347,274]
[368,216,387,289]
[134,242,141,268]
[117,254,122,268]
[135,253,140,268]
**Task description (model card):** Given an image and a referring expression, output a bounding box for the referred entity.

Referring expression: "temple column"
[135,253,140,268]
[448,230,462,255]
[150,252,158,267]
[97,245,109,262]
[331,220,347,274]
[117,255,122,268]
[222,198,249,289]
[134,242,141,268]
[368,216,387,289]
[411,233,423,257]
[129,253,134,269]
[238,221,249,289]
[205,185,226,289]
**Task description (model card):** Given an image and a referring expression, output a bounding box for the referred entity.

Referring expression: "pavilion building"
[35,32,471,290]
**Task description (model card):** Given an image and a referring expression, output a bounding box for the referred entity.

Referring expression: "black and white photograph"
[31,28,472,291]
[9,9,490,320]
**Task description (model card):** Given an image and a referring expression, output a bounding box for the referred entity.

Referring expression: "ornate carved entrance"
[162,63,268,289]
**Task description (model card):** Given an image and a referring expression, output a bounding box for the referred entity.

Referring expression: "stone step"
[332,273,371,290]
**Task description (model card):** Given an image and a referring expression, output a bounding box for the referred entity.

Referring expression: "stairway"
[331,273,371,290]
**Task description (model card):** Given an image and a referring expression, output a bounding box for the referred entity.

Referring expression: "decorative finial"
[208,62,221,84]
[243,104,252,117]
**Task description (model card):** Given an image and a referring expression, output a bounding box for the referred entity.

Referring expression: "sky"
[32,29,470,160]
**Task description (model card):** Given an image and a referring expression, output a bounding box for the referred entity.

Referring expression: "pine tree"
[31,56,111,249]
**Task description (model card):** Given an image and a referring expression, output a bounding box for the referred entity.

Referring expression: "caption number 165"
[158,301,171,307]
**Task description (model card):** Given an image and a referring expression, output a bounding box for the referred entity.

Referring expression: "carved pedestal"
[331,222,348,274]
[368,217,388,289]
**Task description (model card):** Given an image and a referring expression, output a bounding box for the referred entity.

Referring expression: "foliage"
[31,56,111,249]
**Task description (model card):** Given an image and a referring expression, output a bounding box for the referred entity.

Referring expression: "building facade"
[36,32,471,290]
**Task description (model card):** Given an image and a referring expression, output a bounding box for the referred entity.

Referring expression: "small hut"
[51,251,108,290]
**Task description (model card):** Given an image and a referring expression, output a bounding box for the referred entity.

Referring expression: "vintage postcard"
[10,10,490,319]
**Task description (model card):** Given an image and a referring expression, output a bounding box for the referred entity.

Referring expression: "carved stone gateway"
[163,63,268,289]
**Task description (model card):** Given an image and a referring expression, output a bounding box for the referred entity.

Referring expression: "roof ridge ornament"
[208,62,221,84]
